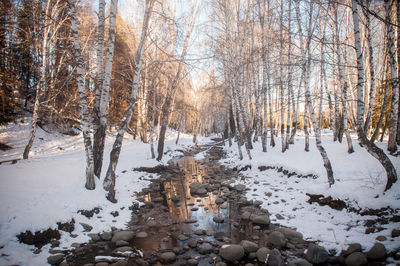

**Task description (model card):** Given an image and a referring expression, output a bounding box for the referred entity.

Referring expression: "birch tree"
[103,0,155,202]
[351,0,397,191]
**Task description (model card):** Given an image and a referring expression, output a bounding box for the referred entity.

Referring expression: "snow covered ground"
[0,119,208,265]
[221,133,400,258]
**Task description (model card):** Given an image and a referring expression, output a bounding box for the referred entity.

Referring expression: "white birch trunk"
[69,0,95,190]
[103,0,154,202]
[352,0,397,191]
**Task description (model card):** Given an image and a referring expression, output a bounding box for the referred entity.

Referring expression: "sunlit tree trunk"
[351,0,397,191]
[385,0,399,153]
[103,0,154,202]
[69,0,95,190]
[93,0,118,178]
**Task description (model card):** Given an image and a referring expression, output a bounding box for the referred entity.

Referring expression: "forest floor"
[0,118,400,265]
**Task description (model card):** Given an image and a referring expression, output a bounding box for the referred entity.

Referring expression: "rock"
[240,240,258,253]
[95,263,109,266]
[305,244,329,264]
[276,228,303,241]
[187,258,198,266]
[234,184,246,192]
[376,236,387,241]
[345,252,368,266]
[251,215,270,225]
[159,252,176,263]
[275,214,284,220]
[287,259,312,266]
[267,249,284,266]
[171,196,180,203]
[113,246,133,253]
[392,229,400,238]
[366,243,386,259]
[214,231,226,241]
[146,220,157,227]
[213,216,224,223]
[111,261,128,266]
[189,182,209,195]
[111,231,135,243]
[178,234,189,241]
[215,198,225,205]
[152,197,164,203]
[268,231,286,249]
[215,263,227,266]
[191,206,199,211]
[343,243,362,256]
[136,232,148,238]
[241,211,251,220]
[100,232,113,241]
[115,240,129,247]
[256,247,270,263]
[60,261,69,266]
[188,239,198,248]
[194,229,206,235]
[79,222,93,232]
[198,243,213,254]
[47,254,64,265]
[219,244,245,262]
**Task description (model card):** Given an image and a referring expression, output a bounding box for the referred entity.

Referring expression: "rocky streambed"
[41,143,398,265]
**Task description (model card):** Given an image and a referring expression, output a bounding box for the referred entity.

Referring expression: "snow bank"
[0,120,207,265]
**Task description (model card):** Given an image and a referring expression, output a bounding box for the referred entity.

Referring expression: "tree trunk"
[385,0,399,153]
[94,0,118,178]
[103,0,154,201]
[69,0,95,190]
[351,0,397,191]
[371,65,389,143]
[23,0,51,160]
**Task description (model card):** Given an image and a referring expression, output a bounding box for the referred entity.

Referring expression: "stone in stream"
[287,259,312,266]
[215,198,225,205]
[366,243,386,259]
[213,216,224,223]
[111,231,135,243]
[189,182,209,195]
[345,252,368,266]
[198,243,213,254]
[268,231,287,249]
[159,251,176,263]
[178,234,189,241]
[47,254,64,265]
[219,244,245,262]
[191,206,199,211]
[256,247,270,263]
[240,240,258,253]
[171,196,180,203]
[305,244,329,264]
[188,239,198,248]
[194,229,206,235]
[187,258,199,266]
[251,214,270,225]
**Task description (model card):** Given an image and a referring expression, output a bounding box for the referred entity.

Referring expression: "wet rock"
[256,247,270,263]
[189,182,209,195]
[100,232,113,241]
[171,196,180,203]
[111,231,135,243]
[115,240,129,247]
[219,244,245,262]
[305,244,329,264]
[178,234,189,241]
[136,232,148,238]
[215,198,225,205]
[251,215,270,225]
[276,227,303,241]
[113,246,133,253]
[287,259,312,266]
[159,251,176,263]
[214,231,227,241]
[194,229,206,235]
[366,243,386,259]
[198,243,213,254]
[345,252,368,266]
[47,254,64,265]
[213,216,224,223]
[240,240,258,253]
[188,239,198,248]
[268,231,286,249]
[187,258,199,265]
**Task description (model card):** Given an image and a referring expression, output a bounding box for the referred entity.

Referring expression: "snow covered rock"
[219,244,245,262]
[305,244,329,264]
